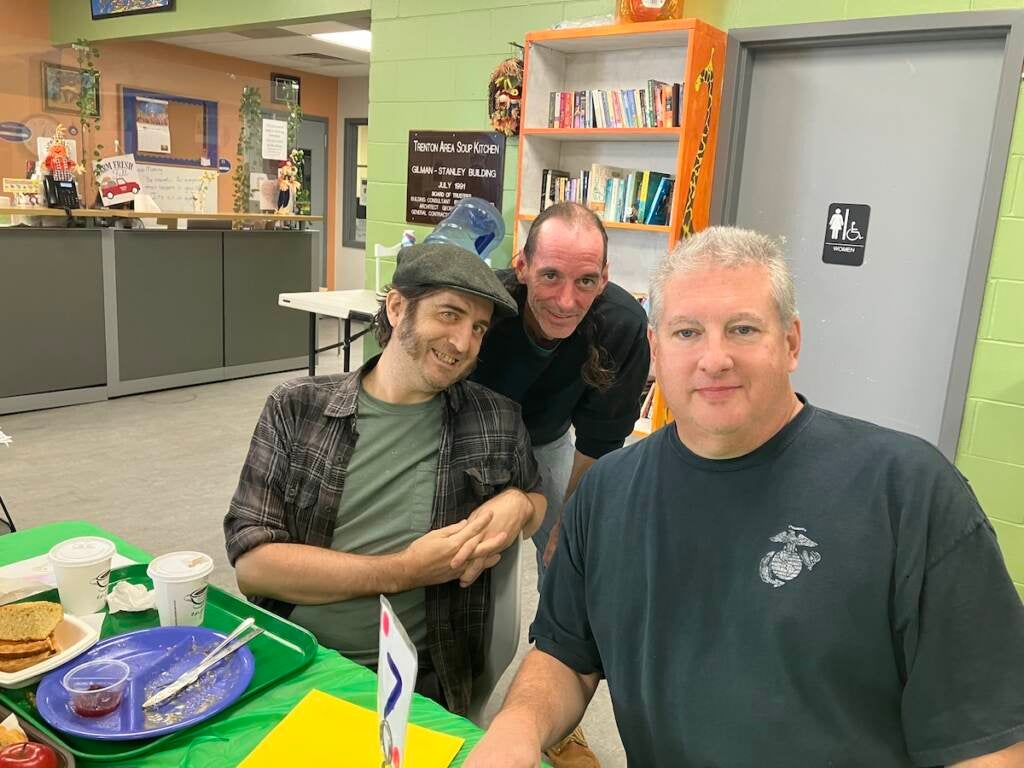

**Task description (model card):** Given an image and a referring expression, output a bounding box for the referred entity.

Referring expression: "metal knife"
[142,623,262,709]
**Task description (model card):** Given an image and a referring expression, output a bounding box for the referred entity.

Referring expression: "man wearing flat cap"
[224,243,546,716]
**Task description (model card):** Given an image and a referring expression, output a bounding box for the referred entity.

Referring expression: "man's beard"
[396,319,477,389]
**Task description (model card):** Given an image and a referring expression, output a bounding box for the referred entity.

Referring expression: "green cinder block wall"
[369,0,1024,598]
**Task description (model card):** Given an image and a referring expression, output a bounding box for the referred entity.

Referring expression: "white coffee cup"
[147,551,214,627]
[48,537,116,615]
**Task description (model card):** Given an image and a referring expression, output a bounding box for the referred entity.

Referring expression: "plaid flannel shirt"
[224,357,540,715]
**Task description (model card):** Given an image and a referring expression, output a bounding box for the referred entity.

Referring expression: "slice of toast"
[0,601,63,642]
[0,647,55,673]
[0,636,54,657]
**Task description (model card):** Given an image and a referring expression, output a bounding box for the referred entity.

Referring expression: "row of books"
[547,82,683,129]
[540,164,675,226]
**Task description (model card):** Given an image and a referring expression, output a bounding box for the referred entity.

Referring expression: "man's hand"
[458,489,536,587]
[397,511,506,590]
[543,519,561,567]
[463,713,544,768]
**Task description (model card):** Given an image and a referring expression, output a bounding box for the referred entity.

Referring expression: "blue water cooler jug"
[423,197,505,263]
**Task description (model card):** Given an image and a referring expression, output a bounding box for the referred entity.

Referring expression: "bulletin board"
[121,87,218,168]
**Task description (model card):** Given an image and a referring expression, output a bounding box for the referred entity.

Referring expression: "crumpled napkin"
[105,581,155,613]
[0,712,26,739]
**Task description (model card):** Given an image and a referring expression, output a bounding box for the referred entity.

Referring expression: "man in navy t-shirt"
[466,226,1024,767]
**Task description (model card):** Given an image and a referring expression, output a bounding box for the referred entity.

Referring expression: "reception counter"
[0,227,318,415]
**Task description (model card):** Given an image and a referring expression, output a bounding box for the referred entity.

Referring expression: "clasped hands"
[399,489,532,590]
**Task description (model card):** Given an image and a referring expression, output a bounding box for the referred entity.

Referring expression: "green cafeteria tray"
[0,564,318,762]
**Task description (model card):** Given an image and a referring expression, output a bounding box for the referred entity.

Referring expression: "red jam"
[71,684,123,717]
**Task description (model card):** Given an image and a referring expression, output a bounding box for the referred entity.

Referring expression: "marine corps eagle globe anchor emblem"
[759,525,821,588]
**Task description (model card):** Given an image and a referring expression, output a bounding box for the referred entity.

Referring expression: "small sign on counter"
[406,130,504,225]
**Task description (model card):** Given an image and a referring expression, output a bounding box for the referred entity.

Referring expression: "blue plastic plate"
[35,626,255,741]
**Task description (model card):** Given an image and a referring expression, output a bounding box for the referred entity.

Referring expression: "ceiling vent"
[235,27,300,40]
[291,52,356,64]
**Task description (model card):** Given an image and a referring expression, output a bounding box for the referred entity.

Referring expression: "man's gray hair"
[648,226,798,329]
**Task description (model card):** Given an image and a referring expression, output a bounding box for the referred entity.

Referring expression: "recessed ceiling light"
[310,30,371,51]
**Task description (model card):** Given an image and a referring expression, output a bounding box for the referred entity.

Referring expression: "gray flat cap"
[392,242,518,317]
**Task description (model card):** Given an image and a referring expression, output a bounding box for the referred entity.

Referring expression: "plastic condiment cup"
[48,537,116,615]
[63,658,129,718]
[147,551,214,627]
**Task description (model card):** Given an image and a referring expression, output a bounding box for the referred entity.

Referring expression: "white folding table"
[278,290,381,374]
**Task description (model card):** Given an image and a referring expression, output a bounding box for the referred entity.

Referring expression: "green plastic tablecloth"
[0,521,486,767]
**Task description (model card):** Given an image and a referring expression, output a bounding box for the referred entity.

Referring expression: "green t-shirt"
[289,387,442,665]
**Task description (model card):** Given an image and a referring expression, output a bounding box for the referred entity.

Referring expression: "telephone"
[44,176,80,210]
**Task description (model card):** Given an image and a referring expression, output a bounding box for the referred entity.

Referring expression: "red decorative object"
[616,0,683,23]
[42,124,77,182]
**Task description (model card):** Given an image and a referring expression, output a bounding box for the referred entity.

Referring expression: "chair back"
[468,536,522,723]
[650,382,673,431]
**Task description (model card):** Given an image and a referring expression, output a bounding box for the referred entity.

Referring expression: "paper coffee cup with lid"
[48,537,116,615]
[147,551,214,627]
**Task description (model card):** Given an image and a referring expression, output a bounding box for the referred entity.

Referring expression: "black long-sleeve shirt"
[471,271,650,458]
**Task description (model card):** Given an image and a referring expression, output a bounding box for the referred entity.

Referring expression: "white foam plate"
[0,613,101,689]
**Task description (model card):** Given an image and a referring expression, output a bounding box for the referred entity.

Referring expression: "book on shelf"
[564,165,674,225]
[586,163,626,216]
[539,168,591,211]
[643,176,675,226]
[536,166,674,216]
[547,83,684,129]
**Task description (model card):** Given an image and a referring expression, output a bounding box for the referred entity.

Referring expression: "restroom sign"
[823,203,870,266]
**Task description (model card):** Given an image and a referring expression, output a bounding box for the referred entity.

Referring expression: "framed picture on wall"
[90,0,174,20]
[42,63,100,117]
[270,73,301,106]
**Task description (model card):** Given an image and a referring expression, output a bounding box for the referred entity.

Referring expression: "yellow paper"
[240,689,465,768]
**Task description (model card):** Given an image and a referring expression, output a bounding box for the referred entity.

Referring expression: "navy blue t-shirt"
[532,400,1024,767]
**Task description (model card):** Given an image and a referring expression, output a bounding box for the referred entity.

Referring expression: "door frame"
[343,117,368,249]
[298,114,329,287]
[710,10,1024,457]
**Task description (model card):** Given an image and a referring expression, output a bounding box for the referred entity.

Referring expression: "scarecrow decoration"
[43,124,78,181]
[488,50,523,137]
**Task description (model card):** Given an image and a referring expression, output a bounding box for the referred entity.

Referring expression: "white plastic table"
[278,290,381,374]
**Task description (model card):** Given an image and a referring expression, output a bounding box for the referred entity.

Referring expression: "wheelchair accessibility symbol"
[823,202,870,266]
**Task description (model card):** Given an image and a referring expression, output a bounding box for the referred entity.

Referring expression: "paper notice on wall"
[136,164,217,214]
[36,137,78,164]
[262,119,287,161]
[136,97,171,154]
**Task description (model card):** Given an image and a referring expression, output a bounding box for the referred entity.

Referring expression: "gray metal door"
[713,13,1024,457]
[297,117,328,286]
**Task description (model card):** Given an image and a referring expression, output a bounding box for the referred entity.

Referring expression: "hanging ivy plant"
[232,86,263,214]
[73,38,103,205]
[286,94,304,189]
